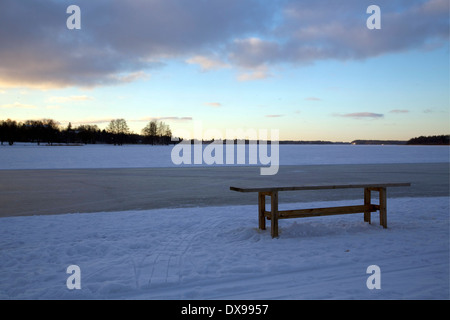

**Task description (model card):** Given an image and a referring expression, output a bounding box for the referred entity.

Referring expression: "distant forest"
[406,135,450,145]
[351,135,450,145]
[0,118,448,146]
[0,118,175,146]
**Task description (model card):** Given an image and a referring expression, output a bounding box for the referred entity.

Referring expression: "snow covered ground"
[0,144,448,300]
[0,197,448,300]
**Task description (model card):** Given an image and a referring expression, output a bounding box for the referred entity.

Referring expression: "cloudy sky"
[0,0,448,141]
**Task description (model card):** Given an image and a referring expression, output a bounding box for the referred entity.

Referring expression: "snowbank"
[0,197,448,300]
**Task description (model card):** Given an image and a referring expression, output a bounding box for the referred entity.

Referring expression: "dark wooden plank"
[258,192,266,230]
[230,183,411,193]
[270,191,279,238]
[267,204,378,219]
[379,187,387,228]
[364,187,372,223]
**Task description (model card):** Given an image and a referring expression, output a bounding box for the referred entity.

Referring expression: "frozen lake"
[0,143,448,170]
[0,143,448,217]
[0,144,448,300]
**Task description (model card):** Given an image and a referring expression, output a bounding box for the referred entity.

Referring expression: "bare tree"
[142,120,158,145]
[142,120,172,145]
[41,119,60,145]
[77,124,100,144]
[157,121,172,145]
[107,118,129,145]
[0,119,18,145]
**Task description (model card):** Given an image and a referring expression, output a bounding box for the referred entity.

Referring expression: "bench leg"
[379,187,387,228]
[258,192,266,230]
[364,187,371,224]
[270,191,279,238]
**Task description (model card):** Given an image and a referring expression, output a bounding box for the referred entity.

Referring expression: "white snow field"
[0,197,448,300]
[0,143,448,169]
[0,144,448,300]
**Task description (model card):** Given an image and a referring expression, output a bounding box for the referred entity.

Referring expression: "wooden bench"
[230,183,411,238]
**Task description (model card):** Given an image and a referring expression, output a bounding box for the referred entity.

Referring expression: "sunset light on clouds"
[0,0,448,141]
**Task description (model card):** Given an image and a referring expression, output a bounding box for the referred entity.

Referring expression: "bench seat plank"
[230,183,410,193]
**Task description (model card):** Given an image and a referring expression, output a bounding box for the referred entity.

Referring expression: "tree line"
[407,135,449,145]
[0,118,174,146]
